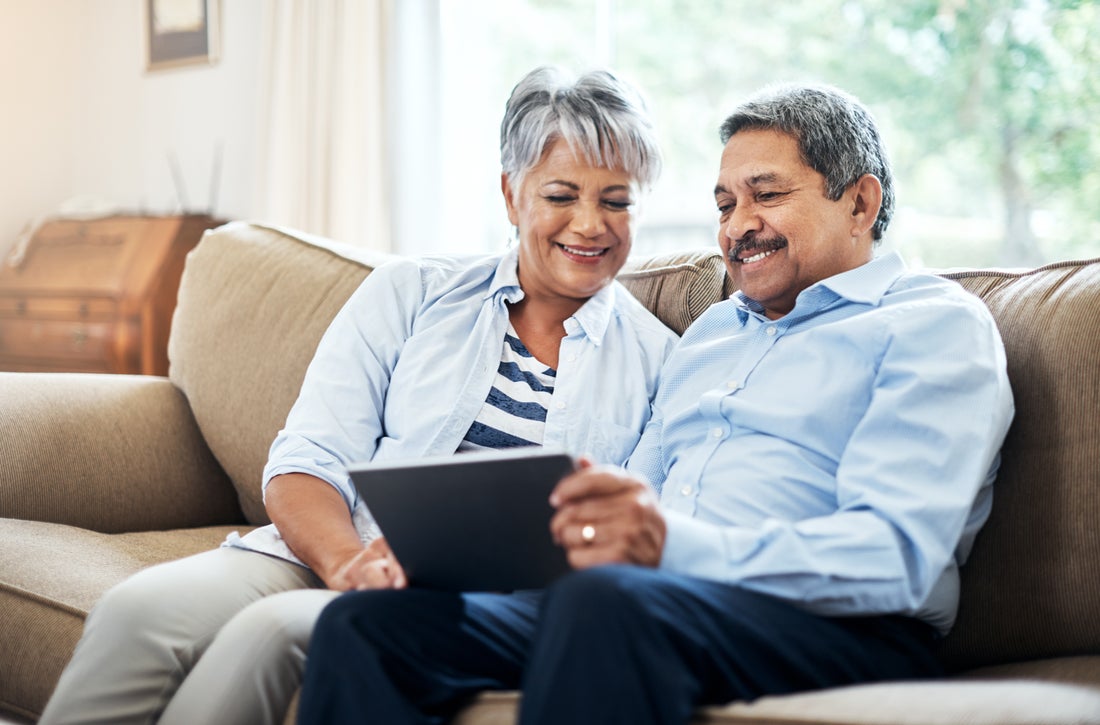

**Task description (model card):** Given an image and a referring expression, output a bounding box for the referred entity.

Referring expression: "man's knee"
[541,565,658,623]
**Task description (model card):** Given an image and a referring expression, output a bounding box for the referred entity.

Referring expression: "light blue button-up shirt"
[227,248,677,563]
[629,252,1013,634]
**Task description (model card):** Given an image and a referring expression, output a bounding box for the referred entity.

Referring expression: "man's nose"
[724,203,761,241]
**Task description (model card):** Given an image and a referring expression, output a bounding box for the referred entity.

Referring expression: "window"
[420,0,1100,268]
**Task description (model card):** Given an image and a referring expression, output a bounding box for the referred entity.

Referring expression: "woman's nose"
[571,203,608,238]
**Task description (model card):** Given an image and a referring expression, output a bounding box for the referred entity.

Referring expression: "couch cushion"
[0,372,240,532]
[936,259,1100,671]
[169,223,392,523]
[0,519,236,719]
[446,679,1100,725]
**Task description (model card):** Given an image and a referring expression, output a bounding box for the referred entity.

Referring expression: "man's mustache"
[728,233,789,262]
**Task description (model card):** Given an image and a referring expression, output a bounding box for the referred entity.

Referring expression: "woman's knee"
[216,589,337,656]
[86,566,180,634]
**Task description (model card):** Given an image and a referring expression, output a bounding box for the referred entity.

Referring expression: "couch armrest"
[0,372,244,533]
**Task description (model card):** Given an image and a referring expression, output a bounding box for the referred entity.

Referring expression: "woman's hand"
[324,537,408,591]
[549,458,666,569]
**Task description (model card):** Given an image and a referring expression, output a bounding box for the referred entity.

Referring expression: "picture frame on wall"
[146,0,220,71]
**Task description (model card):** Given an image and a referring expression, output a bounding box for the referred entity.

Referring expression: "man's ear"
[848,174,883,239]
[502,173,520,227]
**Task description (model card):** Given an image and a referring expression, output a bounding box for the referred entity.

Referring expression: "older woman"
[39,66,673,725]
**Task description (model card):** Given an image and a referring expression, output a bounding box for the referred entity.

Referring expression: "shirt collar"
[486,247,525,303]
[487,246,617,346]
[816,251,907,304]
[735,251,908,318]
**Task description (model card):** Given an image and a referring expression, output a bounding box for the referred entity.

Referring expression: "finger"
[390,560,408,589]
[551,482,655,542]
[550,466,641,508]
[551,499,615,544]
[360,561,388,590]
[364,536,392,559]
[559,504,667,567]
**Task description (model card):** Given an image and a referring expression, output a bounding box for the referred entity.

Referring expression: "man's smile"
[729,235,788,264]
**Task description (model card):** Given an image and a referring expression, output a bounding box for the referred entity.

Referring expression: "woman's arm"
[265,472,405,590]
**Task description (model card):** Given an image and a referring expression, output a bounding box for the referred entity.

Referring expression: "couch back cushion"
[936,259,1100,671]
[617,250,734,335]
[169,223,731,524]
[170,223,383,523]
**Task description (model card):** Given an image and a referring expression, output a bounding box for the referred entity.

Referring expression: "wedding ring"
[581,524,596,545]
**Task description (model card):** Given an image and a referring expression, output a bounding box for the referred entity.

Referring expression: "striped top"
[458,326,557,451]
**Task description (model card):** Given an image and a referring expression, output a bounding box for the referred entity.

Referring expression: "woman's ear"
[848,173,883,239]
[502,173,520,227]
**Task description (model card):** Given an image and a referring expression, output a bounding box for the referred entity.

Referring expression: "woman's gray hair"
[500,66,661,192]
[719,84,894,241]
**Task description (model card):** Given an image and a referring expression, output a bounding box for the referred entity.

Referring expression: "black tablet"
[348,448,576,592]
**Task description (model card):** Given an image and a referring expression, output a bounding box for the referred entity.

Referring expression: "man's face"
[714,128,874,319]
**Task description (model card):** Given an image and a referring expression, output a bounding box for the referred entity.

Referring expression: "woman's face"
[503,138,639,306]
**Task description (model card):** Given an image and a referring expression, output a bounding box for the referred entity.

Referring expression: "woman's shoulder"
[359,252,503,297]
[609,280,680,342]
[414,252,504,287]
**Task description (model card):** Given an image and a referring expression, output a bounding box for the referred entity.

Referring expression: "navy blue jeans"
[297,566,942,725]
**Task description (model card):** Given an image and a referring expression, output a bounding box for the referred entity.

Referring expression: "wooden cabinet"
[0,215,223,376]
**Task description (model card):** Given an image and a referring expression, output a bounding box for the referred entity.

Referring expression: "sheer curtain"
[255,0,391,251]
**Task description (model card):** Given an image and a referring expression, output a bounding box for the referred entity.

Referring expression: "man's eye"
[717,203,733,216]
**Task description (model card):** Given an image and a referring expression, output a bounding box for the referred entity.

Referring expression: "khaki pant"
[39,547,337,725]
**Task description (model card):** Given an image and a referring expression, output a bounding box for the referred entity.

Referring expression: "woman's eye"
[603,199,633,211]
[545,195,575,204]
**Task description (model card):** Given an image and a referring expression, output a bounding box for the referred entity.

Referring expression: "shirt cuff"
[659,509,731,578]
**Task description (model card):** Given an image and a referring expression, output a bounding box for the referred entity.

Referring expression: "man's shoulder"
[877,270,1000,338]
[883,269,990,311]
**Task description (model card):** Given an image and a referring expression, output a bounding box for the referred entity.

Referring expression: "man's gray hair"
[500,66,661,191]
[719,84,894,241]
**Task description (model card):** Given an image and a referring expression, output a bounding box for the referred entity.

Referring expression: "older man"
[297,84,1014,725]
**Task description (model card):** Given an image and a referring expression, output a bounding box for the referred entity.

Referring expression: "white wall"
[0,3,81,254]
[0,0,266,256]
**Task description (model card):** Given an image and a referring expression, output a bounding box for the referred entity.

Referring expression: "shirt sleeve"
[659,296,1014,620]
[625,414,668,494]
[261,259,425,510]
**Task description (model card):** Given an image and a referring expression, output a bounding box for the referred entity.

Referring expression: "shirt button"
[566,354,577,363]
[680,485,693,496]
[726,380,739,390]
[556,401,566,410]
[766,326,777,337]
[711,427,723,438]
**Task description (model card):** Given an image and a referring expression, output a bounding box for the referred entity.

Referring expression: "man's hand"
[549,458,666,569]
[322,537,407,591]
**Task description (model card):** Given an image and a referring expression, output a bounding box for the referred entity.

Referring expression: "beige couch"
[2,221,1099,724]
